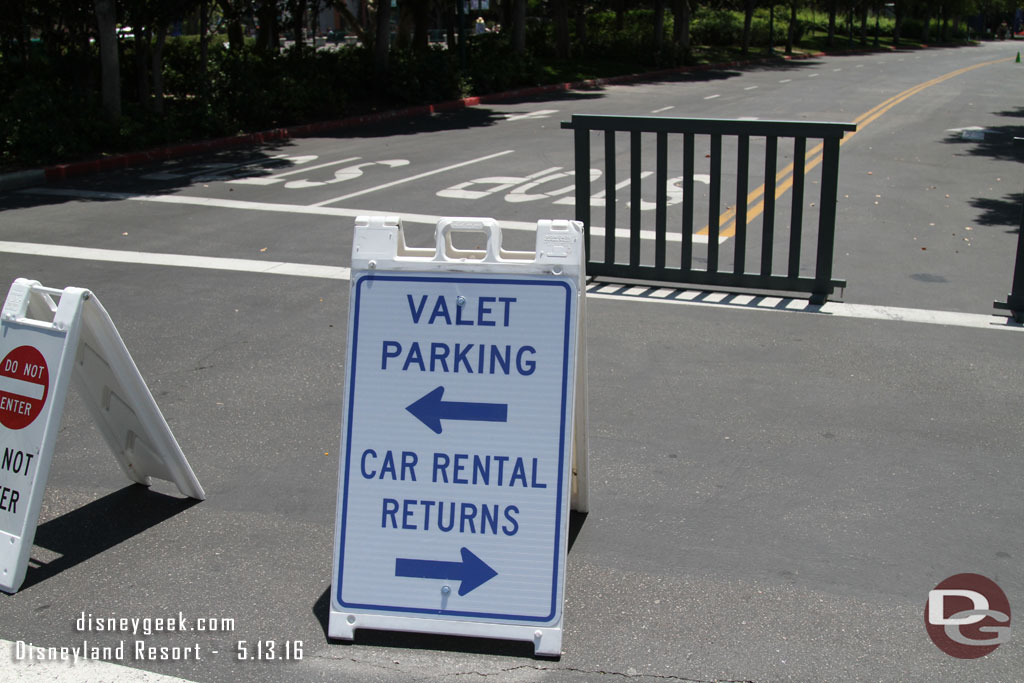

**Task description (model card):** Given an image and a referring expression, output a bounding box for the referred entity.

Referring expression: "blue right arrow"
[395,547,498,596]
[406,386,508,434]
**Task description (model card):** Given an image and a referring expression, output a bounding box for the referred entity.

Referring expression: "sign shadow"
[17,483,199,591]
[311,587,540,658]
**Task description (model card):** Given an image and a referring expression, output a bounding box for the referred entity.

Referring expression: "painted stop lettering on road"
[0,346,49,430]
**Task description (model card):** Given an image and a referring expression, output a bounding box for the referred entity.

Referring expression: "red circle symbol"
[0,345,50,430]
[925,573,1012,659]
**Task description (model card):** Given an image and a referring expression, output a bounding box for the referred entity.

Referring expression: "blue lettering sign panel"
[334,273,577,625]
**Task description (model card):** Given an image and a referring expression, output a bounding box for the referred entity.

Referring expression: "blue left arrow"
[395,547,498,596]
[406,386,508,434]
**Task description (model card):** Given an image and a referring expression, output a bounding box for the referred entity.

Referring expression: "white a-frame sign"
[330,217,589,656]
[0,279,205,594]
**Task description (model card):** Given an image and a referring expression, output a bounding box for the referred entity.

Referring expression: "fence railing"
[561,115,857,304]
[993,137,1024,323]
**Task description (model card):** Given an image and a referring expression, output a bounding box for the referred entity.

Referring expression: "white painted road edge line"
[0,240,352,280]
[586,287,1022,332]
[0,639,198,683]
[0,240,1019,332]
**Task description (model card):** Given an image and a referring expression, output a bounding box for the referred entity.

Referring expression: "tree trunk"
[893,1,904,46]
[396,0,414,48]
[136,26,151,105]
[786,0,796,55]
[257,1,280,52]
[575,0,587,50]
[95,0,121,122]
[512,0,526,54]
[860,2,868,45]
[151,23,168,113]
[218,0,245,50]
[374,0,391,81]
[654,0,665,53]
[292,0,307,54]
[332,0,369,42]
[554,0,570,58]
[827,0,837,47]
[741,0,754,55]
[200,0,210,87]
[412,0,430,52]
[446,1,456,51]
[672,0,691,54]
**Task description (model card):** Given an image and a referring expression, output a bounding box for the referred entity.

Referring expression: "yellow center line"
[696,56,1012,238]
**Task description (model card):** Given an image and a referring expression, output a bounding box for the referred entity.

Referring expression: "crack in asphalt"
[310,652,757,683]
[445,664,755,682]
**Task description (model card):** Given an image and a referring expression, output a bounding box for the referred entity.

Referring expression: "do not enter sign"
[0,346,49,430]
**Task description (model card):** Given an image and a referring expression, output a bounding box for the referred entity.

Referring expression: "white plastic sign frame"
[329,216,588,656]
[0,279,205,594]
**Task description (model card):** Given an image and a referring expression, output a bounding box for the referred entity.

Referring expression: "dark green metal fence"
[993,137,1024,323]
[561,115,857,304]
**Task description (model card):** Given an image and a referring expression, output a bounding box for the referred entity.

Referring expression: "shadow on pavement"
[20,484,200,590]
[970,193,1023,232]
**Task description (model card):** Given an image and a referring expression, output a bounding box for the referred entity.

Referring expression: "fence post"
[994,137,1024,322]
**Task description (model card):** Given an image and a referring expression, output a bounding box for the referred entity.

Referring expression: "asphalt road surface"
[0,41,1021,682]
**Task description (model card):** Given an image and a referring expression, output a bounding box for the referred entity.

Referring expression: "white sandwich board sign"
[0,279,205,594]
[330,217,588,656]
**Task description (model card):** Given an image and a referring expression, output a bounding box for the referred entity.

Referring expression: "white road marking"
[808,73,819,78]
[229,156,360,185]
[586,284,1022,333]
[651,106,675,113]
[437,166,563,200]
[311,150,515,206]
[779,78,792,83]
[17,187,717,242]
[744,86,758,90]
[19,187,541,231]
[0,240,352,280]
[503,109,558,122]
[0,239,1016,332]
[704,94,720,100]
[1,639,199,683]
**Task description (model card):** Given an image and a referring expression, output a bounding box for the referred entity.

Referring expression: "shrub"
[1,75,112,168]
[692,6,742,46]
[463,34,540,94]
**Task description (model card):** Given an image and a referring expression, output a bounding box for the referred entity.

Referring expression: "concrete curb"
[0,169,46,192]
[3,51,829,188]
